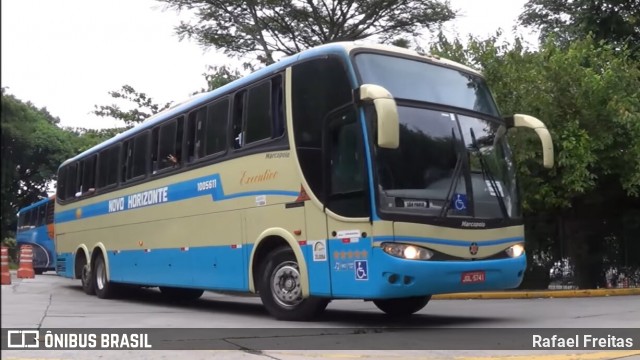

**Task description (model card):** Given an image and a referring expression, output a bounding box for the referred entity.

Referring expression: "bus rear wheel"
[93,254,117,299]
[373,296,431,317]
[159,287,204,301]
[81,263,95,295]
[258,247,328,321]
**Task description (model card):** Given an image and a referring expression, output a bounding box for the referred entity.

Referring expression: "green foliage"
[519,0,640,54]
[92,85,173,126]
[157,0,456,65]
[432,34,640,210]
[2,237,17,265]
[65,127,126,150]
[0,90,79,239]
[431,33,640,288]
[193,65,243,95]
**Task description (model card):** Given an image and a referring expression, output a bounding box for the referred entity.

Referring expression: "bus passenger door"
[324,107,374,298]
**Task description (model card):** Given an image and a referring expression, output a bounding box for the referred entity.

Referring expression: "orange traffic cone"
[1,246,11,285]
[17,245,35,279]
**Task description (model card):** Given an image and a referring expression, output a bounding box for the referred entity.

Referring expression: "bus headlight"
[505,244,525,258]
[382,243,433,260]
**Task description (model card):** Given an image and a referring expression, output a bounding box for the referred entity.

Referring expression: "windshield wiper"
[469,128,509,220]
[439,128,464,218]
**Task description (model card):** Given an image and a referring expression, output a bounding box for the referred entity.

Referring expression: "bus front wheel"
[93,255,117,299]
[373,296,431,317]
[258,247,328,321]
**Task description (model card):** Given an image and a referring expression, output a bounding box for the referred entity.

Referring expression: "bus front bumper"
[329,248,527,299]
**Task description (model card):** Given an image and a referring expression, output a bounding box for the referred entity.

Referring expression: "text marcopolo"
[532,334,633,348]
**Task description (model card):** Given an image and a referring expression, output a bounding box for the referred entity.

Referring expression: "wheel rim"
[270,261,302,308]
[81,264,90,285]
[96,260,106,290]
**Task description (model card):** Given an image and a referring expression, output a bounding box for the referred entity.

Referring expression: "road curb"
[432,288,640,299]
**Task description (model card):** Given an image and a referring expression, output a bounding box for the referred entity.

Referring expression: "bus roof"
[17,195,55,215]
[60,42,479,167]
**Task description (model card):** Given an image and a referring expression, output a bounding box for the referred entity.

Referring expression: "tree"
[519,0,640,53]
[431,34,640,288]
[0,90,81,239]
[157,0,457,65]
[195,65,242,95]
[94,66,242,127]
[93,85,173,127]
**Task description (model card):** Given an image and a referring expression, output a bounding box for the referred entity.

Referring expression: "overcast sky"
[1,0,535,130]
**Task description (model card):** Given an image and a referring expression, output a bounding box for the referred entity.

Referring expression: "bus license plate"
[461,271,485,284]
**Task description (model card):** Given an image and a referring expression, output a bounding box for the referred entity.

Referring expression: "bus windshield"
[355,53,520,220]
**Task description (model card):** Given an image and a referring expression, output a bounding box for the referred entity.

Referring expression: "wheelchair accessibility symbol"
[355,260,368,280]
[452,193,468,211]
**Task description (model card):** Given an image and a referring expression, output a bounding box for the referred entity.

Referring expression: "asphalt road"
[2,273,639,359]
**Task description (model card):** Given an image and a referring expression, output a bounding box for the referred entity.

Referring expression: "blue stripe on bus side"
[55,173,298,224]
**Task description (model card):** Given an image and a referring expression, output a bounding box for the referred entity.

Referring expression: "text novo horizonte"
[108,187,169,213]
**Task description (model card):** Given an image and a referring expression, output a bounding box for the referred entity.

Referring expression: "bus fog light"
[382,243,433,260]
[505,244,525,258]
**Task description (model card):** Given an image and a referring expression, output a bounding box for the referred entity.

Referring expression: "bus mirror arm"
[359,84,399,149]
[505,114,554,169]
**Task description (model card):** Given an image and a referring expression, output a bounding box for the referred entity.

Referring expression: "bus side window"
[186,107,206,162]
[122,139,133,182]
[205,98,229,156]
[78,155,96,196]
[64,162,78,200]
[272,76,285,138]
[45,200,54,225]
[157,121,179,171]
[122,133,149,181]
[38,202,47,227]
[291,56,353,203]
[97,145,119,189]
[326,108,369,217]
[245,80,273,145]
[232,91,246,149]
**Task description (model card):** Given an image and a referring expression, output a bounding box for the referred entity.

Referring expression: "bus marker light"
[180,247,189,252]
[231,244,242,249]
[293,230,302,236]
[295,186,310,202]
[297,240,307,246]
[461,271,485,284]
[144,249,152,253]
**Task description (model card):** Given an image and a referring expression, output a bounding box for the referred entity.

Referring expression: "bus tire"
[81,263,95,295]
[373,296,431,317]
[258,246,328,321]
[159,287,204,301]
[93,254,117,299]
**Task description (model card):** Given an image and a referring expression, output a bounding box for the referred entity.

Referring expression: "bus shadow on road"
[63,284,507,327]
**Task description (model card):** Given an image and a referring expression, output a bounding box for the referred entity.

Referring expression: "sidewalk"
[432,288,640,300]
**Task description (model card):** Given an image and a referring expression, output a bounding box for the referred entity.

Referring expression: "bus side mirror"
[359,84,399,149]
[506,114,554,168]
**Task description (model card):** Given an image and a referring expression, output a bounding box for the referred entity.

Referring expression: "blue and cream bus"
[17,196,56,274]
[55,42,553,320]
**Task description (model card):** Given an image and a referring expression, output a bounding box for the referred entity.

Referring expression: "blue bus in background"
[16,196,56,274]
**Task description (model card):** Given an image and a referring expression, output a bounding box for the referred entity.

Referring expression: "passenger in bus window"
[167,154,179,166]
